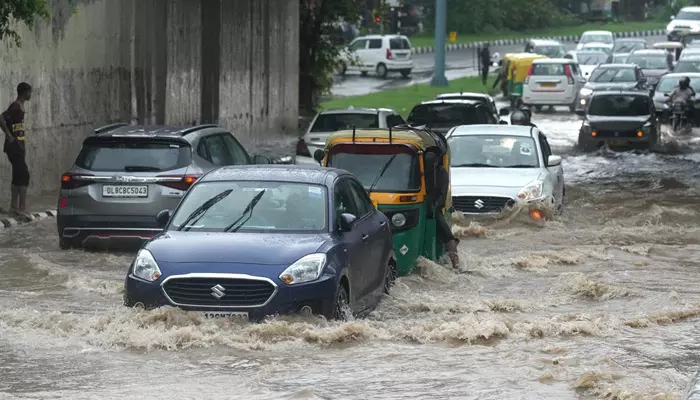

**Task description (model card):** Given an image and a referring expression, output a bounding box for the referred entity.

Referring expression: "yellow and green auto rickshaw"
[505,53,548,108]
[313,126,451,276]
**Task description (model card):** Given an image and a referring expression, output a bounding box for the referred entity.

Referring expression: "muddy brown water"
[2,110,700,399]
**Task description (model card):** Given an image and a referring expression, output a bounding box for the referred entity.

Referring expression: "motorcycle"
[671,100,689,133]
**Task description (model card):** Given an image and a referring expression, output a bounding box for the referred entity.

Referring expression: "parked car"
[524,39,566,58]
[651,72,700,122]
[672,56,700,73]
[122,165,396,322]
[565,50,611,78]
[625,49,674,87]
[298,107,405,157]
[575,64,648,113]
[612,38,647,61]
[445,124,565,219]
[667,6,700,41]
[56,124,277,250]
[576,90,659,151]
[522,58,585,112]
[576,30,614,51]
[434,92,510,122]
[406,99,501,135]
[339,34,413,78]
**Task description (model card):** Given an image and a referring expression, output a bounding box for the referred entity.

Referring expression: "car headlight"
[579,88,593,96]
[132,249,162,281]
[279,253,326,285]
[391,213,406,227]
[517,181,544,201]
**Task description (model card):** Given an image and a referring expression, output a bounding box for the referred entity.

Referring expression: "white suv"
[522,58,585,112]
[339,35,414,79]
[667,7,700,41]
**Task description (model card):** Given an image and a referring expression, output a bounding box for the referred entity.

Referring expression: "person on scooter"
[510,109,538,129]
[667,76,696,125]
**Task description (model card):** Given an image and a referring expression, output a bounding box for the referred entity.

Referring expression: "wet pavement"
[331,35,667,98]
[1,107,700,399]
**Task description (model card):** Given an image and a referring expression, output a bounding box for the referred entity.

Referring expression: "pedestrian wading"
[0,82,33,220]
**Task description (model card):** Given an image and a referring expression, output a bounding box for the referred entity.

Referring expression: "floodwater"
[2,110,700,399]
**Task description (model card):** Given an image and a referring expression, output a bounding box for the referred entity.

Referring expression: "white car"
[667,7,700,41]
[576,30,614,51]
[522,58,585,112]
[298,107,406,157]
[339,34,414,78]
[565,50,610,78]
[681,47,700,60]
[445,124,565,218]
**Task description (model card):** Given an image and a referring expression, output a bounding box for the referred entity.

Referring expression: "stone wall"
[0,0,299,205]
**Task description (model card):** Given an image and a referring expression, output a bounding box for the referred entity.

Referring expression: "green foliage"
[0,0,50,47]
[299,0,360,116]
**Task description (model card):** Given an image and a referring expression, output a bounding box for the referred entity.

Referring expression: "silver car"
[445,124,565,218]
[56,123,272,249]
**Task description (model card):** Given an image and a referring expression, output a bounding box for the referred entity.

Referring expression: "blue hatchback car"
[123,165,396,321]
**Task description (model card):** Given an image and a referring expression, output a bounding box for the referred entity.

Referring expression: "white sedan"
[445,124,565,220]
[576,30,614,51]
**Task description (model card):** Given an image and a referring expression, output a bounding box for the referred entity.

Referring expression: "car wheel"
[338,62,347,76]
[534,105,543,112]
[360,71,368,77]
[400,69,411,78]
[376,63,388,79]
[569,103,576,113]
[384,260,397,294]
[577,136,598,152]
[59,237,73,250]
[332,280,352,321]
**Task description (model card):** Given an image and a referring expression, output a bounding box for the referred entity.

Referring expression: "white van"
[522,58,585,112]
[339,35,413,79]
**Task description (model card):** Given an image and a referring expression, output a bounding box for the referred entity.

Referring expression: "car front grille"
[452,196,515,214]
[162,277,276,307]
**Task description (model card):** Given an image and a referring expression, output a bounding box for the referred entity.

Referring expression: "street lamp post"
[430,0,448,86]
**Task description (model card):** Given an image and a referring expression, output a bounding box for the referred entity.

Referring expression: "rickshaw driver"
[425,150,460,269]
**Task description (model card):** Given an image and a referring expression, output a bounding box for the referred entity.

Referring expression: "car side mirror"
[339,213,357,231]
[671,15,675,20]
[575,109,586,117]
[548,155,562,167]
[253,155,271,164]
[313,149,325,165]
[155,209,172,229]
[499,119,508,124]
[498,107,511,116]
[663,93,669,97]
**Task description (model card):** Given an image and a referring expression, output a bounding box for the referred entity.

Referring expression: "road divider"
[0,209,57,230]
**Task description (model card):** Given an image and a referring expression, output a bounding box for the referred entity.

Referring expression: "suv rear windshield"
[533,46,565,58]
[390,38,411,50]
[626,54,669,69]
[588,95,651,116]
[327,144,420,192]
[310,113,379,132]
[75,138,192,172]
[531,63,568,75]
[407,103,481,126]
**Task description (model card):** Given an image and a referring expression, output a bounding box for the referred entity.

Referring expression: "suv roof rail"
[94,123,128,134]
[179,124,218,136]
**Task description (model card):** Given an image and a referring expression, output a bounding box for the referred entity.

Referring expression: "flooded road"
[2,111,700,399]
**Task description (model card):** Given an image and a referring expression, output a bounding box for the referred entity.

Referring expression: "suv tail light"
[386,48,393,60]
[524,64,535,84]
[156,174,200,191]
[564,64,574,85]
[61,172,95,190]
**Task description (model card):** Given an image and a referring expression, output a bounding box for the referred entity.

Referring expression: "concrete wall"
[0,0,299,205]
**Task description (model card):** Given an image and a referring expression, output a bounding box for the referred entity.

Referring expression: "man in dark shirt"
[0,82,33,219]
[425,150,460,269]
[479,44,490,85]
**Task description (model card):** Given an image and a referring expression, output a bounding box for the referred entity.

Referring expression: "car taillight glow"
[156,175,200,191]
[524,64,535,84]
[564,64,574,84]
[386,48,393,60]
[60,172,95,190]
[59,197,68,208]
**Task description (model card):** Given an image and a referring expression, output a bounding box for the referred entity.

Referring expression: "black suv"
[406,99,505,135]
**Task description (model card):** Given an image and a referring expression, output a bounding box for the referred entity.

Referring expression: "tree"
[299,0,360,116]
[0,0,49,47]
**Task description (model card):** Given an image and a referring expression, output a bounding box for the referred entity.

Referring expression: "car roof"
[630,49,666,55]
[202,164,348,185]
[319,107,396,115]
[660,72,700,79]
[533,58,574,64]
[582,30,613,35]
[448,124,535,138]
[582,42,611,47]
[93,124,221,138]
[436,92,491,100]
[597,63,636,68]
[590,89,650,97]
[679,55,700,60]
[615,38,646,42]
[679,6,700,11]
[530,39,562,45]
[356,34,408,40]
[418,99,480,106]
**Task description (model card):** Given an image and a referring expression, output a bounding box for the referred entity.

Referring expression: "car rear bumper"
[385,60,413,70]
[523,88,577,105]
[57,215,161,247]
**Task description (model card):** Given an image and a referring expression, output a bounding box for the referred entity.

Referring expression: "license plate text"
[102,185,148,198]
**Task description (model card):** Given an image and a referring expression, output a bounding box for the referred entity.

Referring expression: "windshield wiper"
[452,163,495,167]
[124,165,162,172]
[175,189,233,231]
[506,164,536,168]
[367,154,397,193]
[224,189,267,233]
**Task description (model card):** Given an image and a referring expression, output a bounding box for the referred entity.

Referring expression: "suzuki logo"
[474,199,485,209]
[210,284,226,299]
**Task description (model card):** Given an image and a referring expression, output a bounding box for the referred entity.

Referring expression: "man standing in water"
[0,83,33,219]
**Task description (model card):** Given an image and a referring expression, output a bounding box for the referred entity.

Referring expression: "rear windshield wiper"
[124,165,162,172]
[452,163,495,167]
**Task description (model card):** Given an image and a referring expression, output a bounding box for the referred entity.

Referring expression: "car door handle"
[361,234,369,242]
[379,221,386,227]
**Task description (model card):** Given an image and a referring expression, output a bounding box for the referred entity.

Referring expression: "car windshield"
[656,76,700,93]
[626,54,669,69]
[577,52,609,65]
[582,34,612,43]
[407,103,479,126]
[613,41,645,53]
[327,144,421,192]
[673,60,700,73]
[612,54,629,63]
[588,95,651,116]
[169,181,328,232]
[533,45,565,58]
[583,46,612,54]
[676,10,700,20]
[448,135,540,168]
[589,67,636,82]
[310,113,379,132]
[75,138,191,172]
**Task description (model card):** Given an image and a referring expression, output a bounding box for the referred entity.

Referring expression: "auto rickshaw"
[504,52,548,108]
[312,126,451,276]
[652,41,684,64]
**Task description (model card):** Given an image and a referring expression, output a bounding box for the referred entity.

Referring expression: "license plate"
[102,185,148,198]
[608,140,628,146]
[200,311,249,321]
[539,82,556,87]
